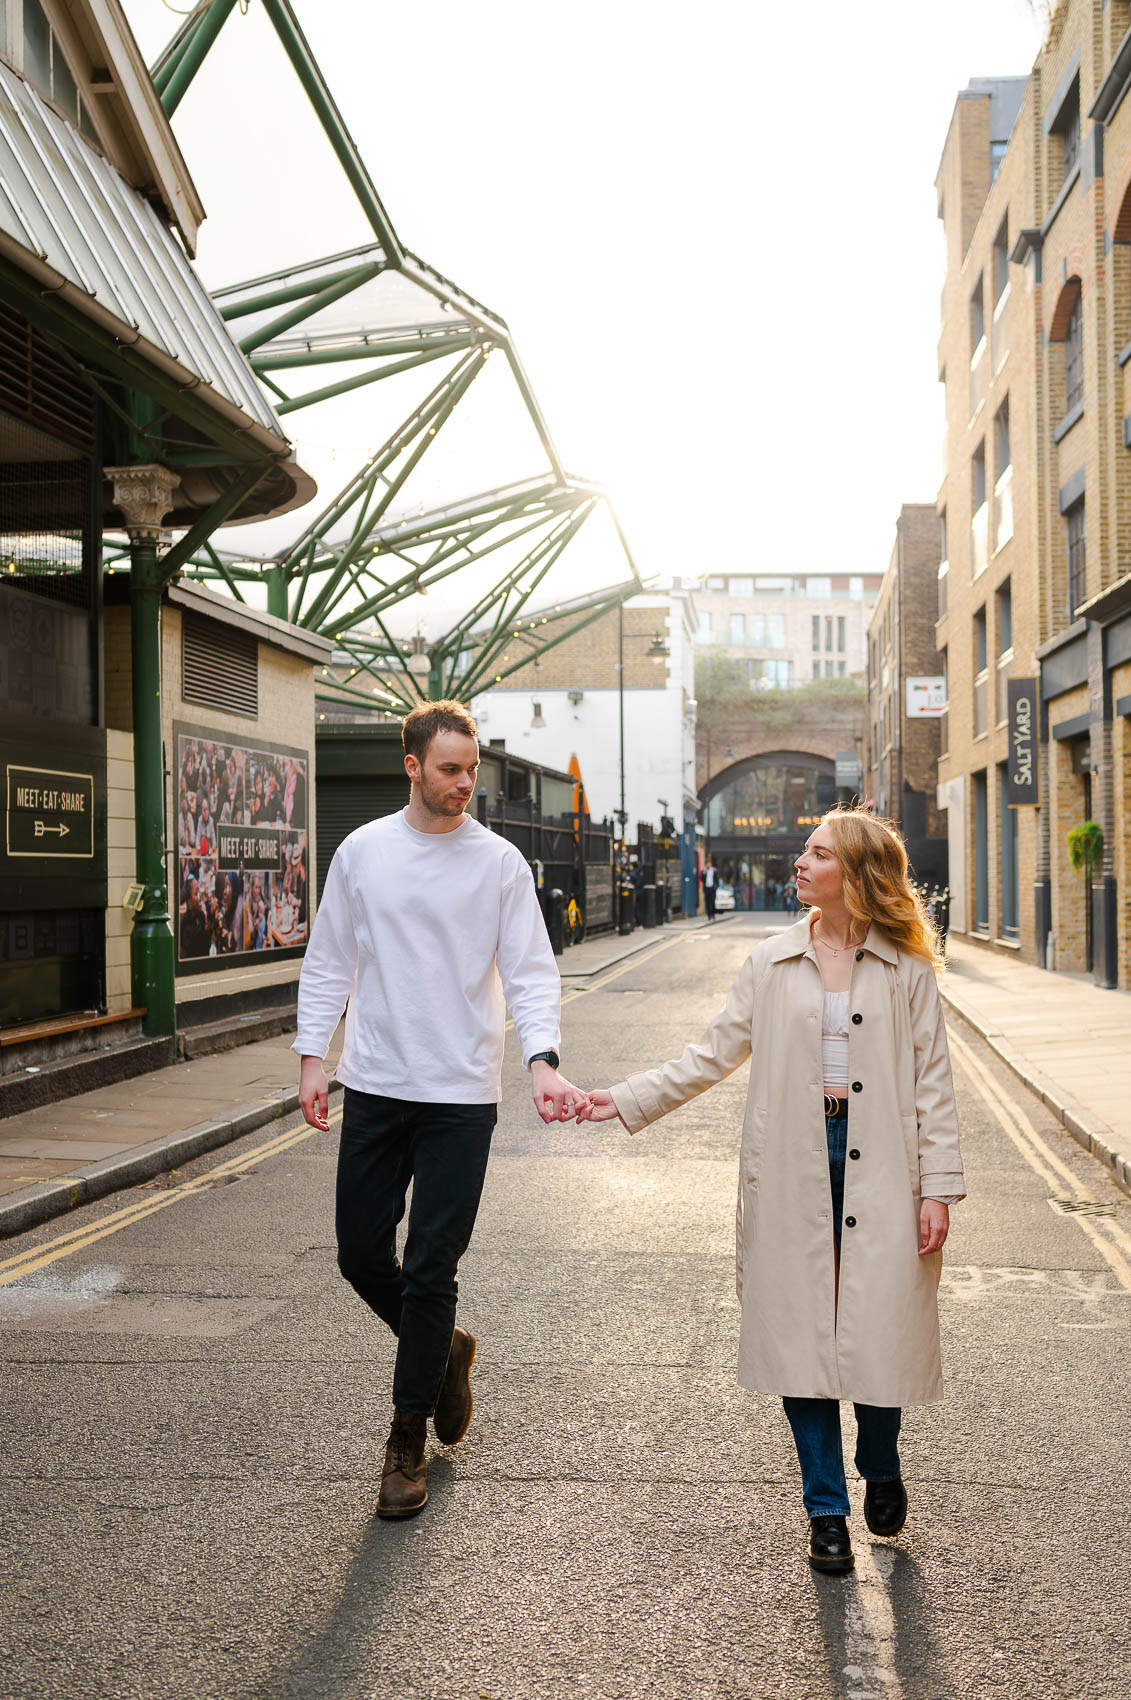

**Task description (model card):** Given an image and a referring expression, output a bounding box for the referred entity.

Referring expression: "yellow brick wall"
[101,601,318,1010]
[104,727,135,1016]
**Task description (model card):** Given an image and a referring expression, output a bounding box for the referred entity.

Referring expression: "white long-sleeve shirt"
[293,810,561,1104]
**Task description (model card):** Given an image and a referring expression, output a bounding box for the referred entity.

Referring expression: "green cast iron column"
[265,565,289,620]
[106,465,181,1039]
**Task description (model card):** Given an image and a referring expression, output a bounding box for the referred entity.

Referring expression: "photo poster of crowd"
[174,723,310,970]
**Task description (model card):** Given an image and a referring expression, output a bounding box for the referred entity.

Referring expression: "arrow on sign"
[33,821,69,838]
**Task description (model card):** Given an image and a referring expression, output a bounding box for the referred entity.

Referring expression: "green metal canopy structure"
[124,0,644,710]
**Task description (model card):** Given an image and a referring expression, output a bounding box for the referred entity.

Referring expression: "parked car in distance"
[715,882,735,911]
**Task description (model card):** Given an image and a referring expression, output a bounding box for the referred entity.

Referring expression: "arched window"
[1064,293,1083,410]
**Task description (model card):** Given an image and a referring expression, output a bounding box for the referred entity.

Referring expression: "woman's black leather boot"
[864,1476,908,1536]
[808,1514,854,1573]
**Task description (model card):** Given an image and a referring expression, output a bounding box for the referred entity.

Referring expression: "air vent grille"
[181,612,258,718]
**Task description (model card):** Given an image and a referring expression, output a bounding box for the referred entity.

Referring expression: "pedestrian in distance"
[783,875,798,915]
[295,701,589,1520]
[701,854,719,922]
[578,807,964,1573]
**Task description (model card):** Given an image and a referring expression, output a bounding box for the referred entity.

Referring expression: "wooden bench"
[0,1008,148,1048]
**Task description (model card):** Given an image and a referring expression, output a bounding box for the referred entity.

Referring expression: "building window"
[993,217,1010,300]
[999,764,1019,939]
[812,615,820,652]
[849,576,863,599]
[973,770,989,933]
[728,612,745,645]
[990,140,1008,182]
[824,660,834,678]
[728,575,753,596]
[825,616,833,652]
[972,441,986,510]
[970,276,985,355]
[812,660,821,679]
[695,610,713,643]
[997,579,1012,654]
[994,398,1013,550]
[837,661,846,677]
[805,577,832,598]
[1066,500,1086,617]
[1064,293,1083,411]
[748,613,765,647]
[765,659,790,688]
[706,576,726,591]
[1058,80,1081,182]
[973,605,988,737]
[17,0,97,136]
[768,613,785,649]
[837,616,846,653]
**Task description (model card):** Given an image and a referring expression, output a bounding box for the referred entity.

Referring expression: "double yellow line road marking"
[0,1110,344,1291]
[948,1025,1131,1293]
[0,929,688,1291]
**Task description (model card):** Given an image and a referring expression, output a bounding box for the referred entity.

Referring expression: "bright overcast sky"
[124,0,1044,600]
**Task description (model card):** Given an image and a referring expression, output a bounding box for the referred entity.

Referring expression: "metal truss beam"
[143,3,642,697]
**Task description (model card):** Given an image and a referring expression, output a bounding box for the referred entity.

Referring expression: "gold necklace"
[813,922,865,957]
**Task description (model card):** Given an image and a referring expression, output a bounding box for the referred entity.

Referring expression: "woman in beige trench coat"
[582,809,965,1575]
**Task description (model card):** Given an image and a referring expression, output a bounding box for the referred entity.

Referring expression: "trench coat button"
[849,1148,860,1160]
[851,1080,863,1093]
[845,1215,857,1227]
[855,950,864,961]
[852,1012,863,1025]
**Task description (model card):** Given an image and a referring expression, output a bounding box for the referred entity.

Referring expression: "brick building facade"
[865,504,948,889]
[936,2,1131,988]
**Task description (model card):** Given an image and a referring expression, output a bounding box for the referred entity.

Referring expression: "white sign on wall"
[906,676,946,717]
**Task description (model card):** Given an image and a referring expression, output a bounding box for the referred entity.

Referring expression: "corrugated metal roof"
[0,60,282,440]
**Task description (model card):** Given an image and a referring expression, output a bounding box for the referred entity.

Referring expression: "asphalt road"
[2,915,1129,1700]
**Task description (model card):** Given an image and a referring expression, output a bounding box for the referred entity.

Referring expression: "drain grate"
[1048,1197,1119,1219]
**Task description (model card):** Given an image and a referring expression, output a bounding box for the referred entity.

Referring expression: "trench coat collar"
[767,911,898,965]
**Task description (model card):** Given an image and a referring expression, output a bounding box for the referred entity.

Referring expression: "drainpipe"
[106,465,181,1039]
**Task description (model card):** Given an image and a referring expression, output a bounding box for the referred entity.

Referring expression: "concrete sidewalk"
[939,932,1131,1195]
[0,913,724,1238]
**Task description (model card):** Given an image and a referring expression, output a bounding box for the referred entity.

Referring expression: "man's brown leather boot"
[377,1409,428,1519]
[433,1326,477,1446]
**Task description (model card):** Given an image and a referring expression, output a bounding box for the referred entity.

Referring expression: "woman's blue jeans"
[782,1106,902,1517]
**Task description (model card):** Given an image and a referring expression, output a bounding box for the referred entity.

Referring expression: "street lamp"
[617,601,670,847]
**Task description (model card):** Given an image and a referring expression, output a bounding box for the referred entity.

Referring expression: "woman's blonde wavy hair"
[815,806,944,972]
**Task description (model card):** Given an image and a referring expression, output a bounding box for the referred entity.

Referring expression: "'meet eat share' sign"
[6,764,95,857]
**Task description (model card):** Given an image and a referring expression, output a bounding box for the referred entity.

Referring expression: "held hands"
[530,1061,593,1125]
[576,1087,624,1124]
[919,1199,949,1256]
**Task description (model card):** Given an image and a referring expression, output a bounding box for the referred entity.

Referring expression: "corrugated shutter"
[182,611,258,718]
[316,775,409,897]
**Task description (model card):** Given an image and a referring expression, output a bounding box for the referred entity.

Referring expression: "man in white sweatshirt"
[295,700,585,1518]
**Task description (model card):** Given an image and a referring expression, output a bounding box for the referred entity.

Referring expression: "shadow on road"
[251,1455,459,1700]
[810,1541,952,1700]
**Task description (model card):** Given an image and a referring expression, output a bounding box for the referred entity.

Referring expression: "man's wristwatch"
[528,1049,560,1070]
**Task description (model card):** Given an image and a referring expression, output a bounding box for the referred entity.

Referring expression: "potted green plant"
[1066,820,1103,971]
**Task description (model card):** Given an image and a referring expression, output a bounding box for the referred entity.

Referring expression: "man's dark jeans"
[336,1087,496,1416]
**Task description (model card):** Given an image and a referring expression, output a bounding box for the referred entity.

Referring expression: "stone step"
[178,1006,298,1060]
[0,1034,176,1117]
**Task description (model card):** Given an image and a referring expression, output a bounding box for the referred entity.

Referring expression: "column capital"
[104,464,180,541]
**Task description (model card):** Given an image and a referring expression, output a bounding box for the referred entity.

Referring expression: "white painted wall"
[471,590,698,832]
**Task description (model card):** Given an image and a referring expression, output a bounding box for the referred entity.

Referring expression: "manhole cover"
[1048,1197,1118,1218]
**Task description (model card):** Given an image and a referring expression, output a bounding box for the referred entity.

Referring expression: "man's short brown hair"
[401,699,478,763]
